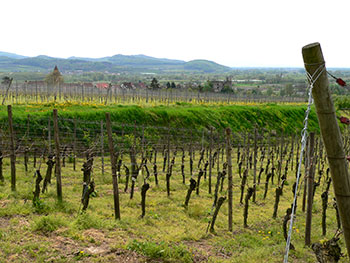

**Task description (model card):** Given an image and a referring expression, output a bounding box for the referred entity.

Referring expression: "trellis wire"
[283,63,325,262]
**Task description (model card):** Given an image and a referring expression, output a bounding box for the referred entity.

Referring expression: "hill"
[0,51,27,59]
[0,52,232,74]
[184,60,231,73]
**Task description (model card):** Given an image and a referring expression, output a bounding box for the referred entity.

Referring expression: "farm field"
[0,100,348,262]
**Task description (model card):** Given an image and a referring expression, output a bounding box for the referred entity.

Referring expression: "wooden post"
[302,42,350,256]
[7,105,16,191]
[217,131,220,179]
[73,118,77,171]
[302,136,310,212]
[189,130,193,176]
[24,114,30,172]
[266,134,271,175]
[291,134,295,171]
[53,109,62,201]
[100,120,104,176]
[246,132,250,170]
[305,132,315,246]
[226,128,233,232]
[15,81,18,104]
[0,130,4,182]
[142,125,145,161]
[167,126,170,174]
[81,83,84,102]
[105,113,121,219]
[48,116,52,155]
[253,127,258,202]
[35,80,38,103]
[209,128,213,194]
[278,133,284,185]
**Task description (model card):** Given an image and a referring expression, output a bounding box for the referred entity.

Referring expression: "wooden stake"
[278,133,284,185]
[48,116,52,155]
[73,118,77,171]
[226,128,233,232]
[7,105,16,191]
[105,112,121,219]
[302,42,350,256]
[53,109,62,201]
[100,120,104,176]
[253,127,258,202]
[305,132,315,246]
[209,128,213,194]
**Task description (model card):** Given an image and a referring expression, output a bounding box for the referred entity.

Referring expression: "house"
[211,77,232,92]
[120,82,135,90]
[94,82,110,90]
[133,82,148,89]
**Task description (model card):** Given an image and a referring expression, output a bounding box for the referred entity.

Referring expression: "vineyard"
[0,103,349,262]
[0,80,304,106]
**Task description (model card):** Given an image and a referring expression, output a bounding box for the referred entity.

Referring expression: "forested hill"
[0,52,232,74]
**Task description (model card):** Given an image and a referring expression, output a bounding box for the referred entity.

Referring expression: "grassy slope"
[0,103,320,135]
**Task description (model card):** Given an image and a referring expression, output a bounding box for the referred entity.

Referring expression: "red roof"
[94,83,110,89]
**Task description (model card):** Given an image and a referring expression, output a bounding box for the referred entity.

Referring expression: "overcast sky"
[1,0,349,68]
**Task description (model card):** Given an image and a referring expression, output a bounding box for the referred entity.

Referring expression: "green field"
[0,101,348,262]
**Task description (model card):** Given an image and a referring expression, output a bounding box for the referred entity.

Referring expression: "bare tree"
[1,76,13,105]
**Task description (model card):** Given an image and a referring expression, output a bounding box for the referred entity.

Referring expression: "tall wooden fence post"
[73,118,77,171]
[53,109,62,201]
[105,113,121,219]
[305,132,315,246]
[100,120,104,176]
[48,116,52,155]
[226,128,233,232]
[302,42,350,257]
[209,128,213,194]
[7,105,16,191]
[253,127,257,202]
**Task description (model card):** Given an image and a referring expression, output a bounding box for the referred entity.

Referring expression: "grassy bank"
[0,102,320,135]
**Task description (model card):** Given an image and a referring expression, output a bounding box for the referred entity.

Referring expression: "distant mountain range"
[0,52,232,74]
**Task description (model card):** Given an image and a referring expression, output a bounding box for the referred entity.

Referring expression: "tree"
[150,78,160,89]
[221,84,234,93]
[171,82,176,89]
[284,84,294,97]
[203,80,213,92]
[279,84,294,97]
[45,65,64,86]
[266,87,274,96]
[279,88,286,97]
[45,66,64,100]
[166,82,171,89]
[1,76,13,105]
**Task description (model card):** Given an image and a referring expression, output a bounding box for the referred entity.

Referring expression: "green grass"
[32,214,67,234]
[0,102,321,136]
[127,239,193,262]
[0,150,347,262]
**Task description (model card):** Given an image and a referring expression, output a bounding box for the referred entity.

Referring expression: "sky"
[1,0,350,68]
